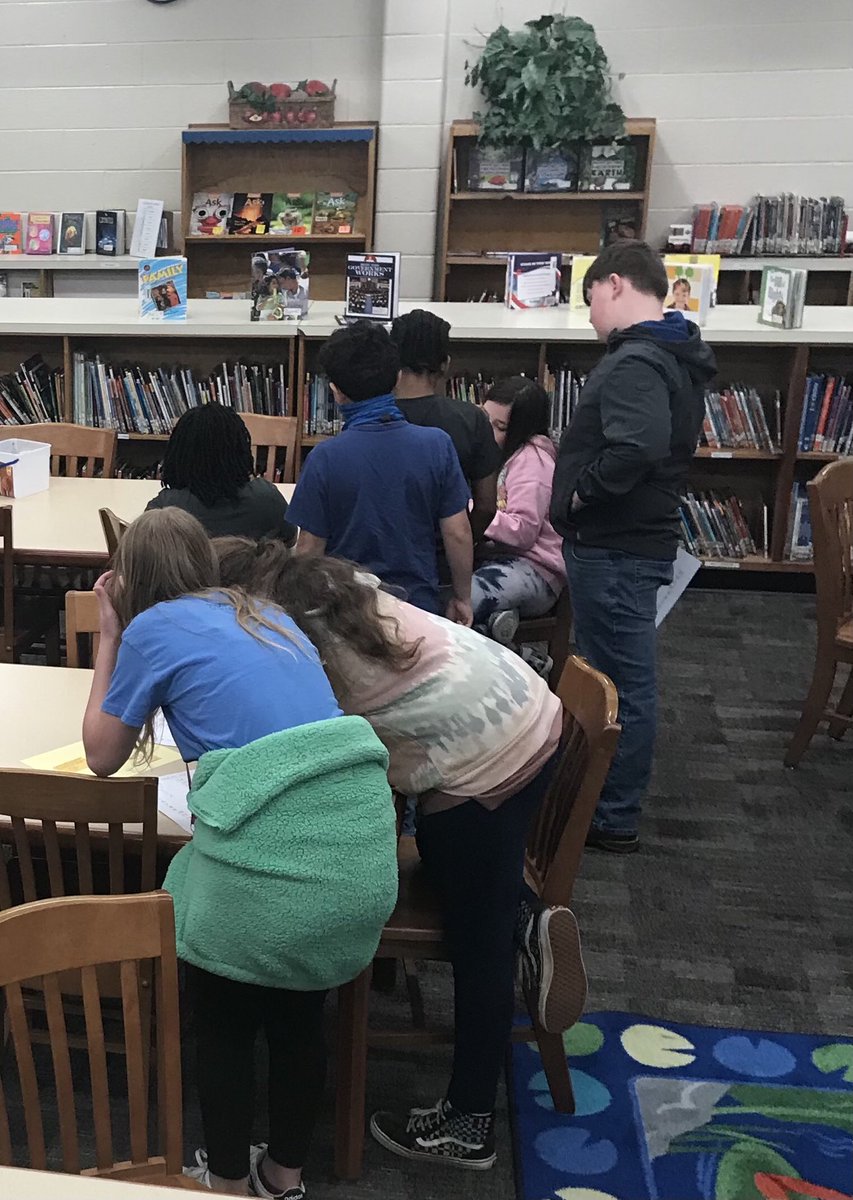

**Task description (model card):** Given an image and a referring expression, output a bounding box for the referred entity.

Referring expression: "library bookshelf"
[2,298,852,584]
[180,125,377,301]
[435,118,656,302]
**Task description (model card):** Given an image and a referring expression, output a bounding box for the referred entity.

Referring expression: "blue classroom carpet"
[509,1011,853,1200]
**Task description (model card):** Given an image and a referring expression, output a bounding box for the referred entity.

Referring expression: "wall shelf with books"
[180,123,377,303]
[436,119,655,302]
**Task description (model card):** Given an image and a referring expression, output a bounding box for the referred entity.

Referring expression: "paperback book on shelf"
[568,255,596,310]
[188,192,233,237]
[0,213,23,254]
[304,373,341,438]
[578,141,637,191]
[58,211,86,255]
[138,256,188,321]
[25,213,54,255]
[505,252,562,310]
[0,355,63,425]
[229,193,273,235]
[466,147,523,192]
[524,149,577,192]
[313,192,358,235]
[664,261,713,325]
[447,372,495,404]
[270,193,315,235]
[701,385,779,452]
[798,372,853,454]
[543,363,586,438]
[679,490,764,560]
[664,253,721,305]
[95,210,125,256]
[785,483,813,562]
[758,266,807,329]
[250,248,309,321]
[344,253,400,321]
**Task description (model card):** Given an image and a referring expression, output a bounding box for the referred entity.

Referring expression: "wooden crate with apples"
[227,79,337,129]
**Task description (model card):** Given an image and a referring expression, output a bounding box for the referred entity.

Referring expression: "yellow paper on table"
[22,740,182,777]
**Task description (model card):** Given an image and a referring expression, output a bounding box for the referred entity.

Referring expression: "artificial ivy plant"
[465,14,625,149]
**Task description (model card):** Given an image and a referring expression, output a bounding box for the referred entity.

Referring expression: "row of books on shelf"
[303,374,340,437]
[0,205,173,257]
[455,142,640,194]
[691,194,848,256]
[679,491,765,560]
[190,191,358,237]
[702,386,781,452]
[0,356,63,425]
[798,372,853,454]
[71,355,290,434]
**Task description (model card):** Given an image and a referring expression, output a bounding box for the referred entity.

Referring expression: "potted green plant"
[465,14,625,150]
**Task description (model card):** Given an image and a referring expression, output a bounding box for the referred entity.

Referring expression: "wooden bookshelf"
[436,118,656,302]
[180,124,377,301]
[717,256,853,307]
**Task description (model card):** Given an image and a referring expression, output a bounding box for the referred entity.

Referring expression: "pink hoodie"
[485,434,566,591]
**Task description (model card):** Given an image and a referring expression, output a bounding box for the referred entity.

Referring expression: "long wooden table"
[1,662,190,844]
[4,477,295,567]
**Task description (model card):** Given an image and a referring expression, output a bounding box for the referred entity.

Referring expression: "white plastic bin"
[0,438,51,498]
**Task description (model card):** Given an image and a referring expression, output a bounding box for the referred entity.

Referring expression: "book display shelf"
[2,298,852,585]
[436,119,656,302]
[717,257,853,307]
[180,125,377,301]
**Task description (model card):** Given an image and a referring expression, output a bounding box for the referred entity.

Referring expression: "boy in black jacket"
[551,241,717,852]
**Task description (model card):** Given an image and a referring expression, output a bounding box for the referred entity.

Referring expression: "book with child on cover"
[139,256,188,321]
[250,247,310,321]
[664,262,713,326]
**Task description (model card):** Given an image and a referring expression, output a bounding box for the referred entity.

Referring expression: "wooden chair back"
[525,654,621,909]
[65,590,101,668]
[808,459,853,643]
[239,412,298,484]
[0,892,183,1178]
[99,508,128,558]
[1,506,13,663]
[0,770,158,907]
[18,423,117,480]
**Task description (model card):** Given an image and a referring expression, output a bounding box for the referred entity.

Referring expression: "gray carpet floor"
[6,590,853,1198]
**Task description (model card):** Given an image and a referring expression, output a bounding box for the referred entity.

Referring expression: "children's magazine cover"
[568,254,596,310]
[138,257,188,321]
[664,253,721,306]
[25,214,54,255]
[58,212,86,255]
[0,213,24,254]
[250,248,309,321]
[228,193,273,235]
[505,253,562,310]
[344,253,400,321]
[189,192,234,236]
[524,149,577,192]
[467,147,523,191]
[313,192,358,235]
[579,141,637,191]
[664,262,713,325]
[270,193,315,235]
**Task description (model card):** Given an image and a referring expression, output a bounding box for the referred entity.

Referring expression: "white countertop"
[2,296,853,344]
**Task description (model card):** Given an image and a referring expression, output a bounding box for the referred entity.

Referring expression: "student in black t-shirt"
[146,403,296,542]
[391,309,501,540]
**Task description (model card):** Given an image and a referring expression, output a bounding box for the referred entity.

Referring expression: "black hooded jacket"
[550,317,717,560]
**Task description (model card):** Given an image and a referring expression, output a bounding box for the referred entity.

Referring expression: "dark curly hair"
[160,403,253,507]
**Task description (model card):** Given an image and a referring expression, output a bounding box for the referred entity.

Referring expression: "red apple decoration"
[269,82,292,100]
[305,79,330,96]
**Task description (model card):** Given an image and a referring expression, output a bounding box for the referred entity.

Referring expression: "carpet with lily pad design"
[510,1012,853,1200]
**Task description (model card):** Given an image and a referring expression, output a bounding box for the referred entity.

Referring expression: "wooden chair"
[516,586,573,689]
[64,590,101,668]
[334,654,621,1179]
[785,459,853,766]
[0,891,184,1181]
[238,412,298,484]
[0,506,60,665]
[17,423,117,479]
[100,507,128,558]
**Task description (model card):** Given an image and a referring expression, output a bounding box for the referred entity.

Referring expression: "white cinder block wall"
[2,0,852,300]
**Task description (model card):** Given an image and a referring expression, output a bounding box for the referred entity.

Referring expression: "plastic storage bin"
[0,438,51,498]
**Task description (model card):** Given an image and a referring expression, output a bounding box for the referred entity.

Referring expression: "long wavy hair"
[213,537,421,696]
[110,509,306,760]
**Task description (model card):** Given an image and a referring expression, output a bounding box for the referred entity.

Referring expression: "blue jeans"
[564,543,674,835]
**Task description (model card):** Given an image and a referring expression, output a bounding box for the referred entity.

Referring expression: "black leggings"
[185,964,327,1179]
[415,754,555,1114]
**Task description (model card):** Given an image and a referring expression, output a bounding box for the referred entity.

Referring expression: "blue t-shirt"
[102,595,342,762]
[286,421,470,613]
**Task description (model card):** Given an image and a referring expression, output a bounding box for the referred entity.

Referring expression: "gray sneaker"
[517,897,588,1033]
[488,608,520,646]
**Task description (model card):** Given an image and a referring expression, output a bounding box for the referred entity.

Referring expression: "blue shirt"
[102,595,342,762]
[287,420,470,613]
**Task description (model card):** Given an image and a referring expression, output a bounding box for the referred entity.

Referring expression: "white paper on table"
[656,547,701,627]
[130,198,164,258]
[153,710,177,747]
[157,771,194,835]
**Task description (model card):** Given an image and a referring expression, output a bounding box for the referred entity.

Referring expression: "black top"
[145,476,297,542]
[551,321,717,560]
[396,393,502,484]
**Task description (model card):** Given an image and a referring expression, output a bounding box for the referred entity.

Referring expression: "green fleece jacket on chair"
[163,715,398,991]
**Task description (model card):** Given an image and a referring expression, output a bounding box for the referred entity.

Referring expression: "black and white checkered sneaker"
[370,1098,496,1169]
[516,894,588,1034]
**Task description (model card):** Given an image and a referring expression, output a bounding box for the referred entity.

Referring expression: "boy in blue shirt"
[288,321,474,623]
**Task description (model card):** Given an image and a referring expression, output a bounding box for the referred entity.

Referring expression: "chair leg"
[828,667,853,740]
[402,958,426,1029]
[534,1024,575,1114]
[44,618,61,667]
[334,968,371,1181]
[784,655,837,767]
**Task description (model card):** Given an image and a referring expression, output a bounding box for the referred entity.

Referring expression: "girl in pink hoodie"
[472,378,566,660]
